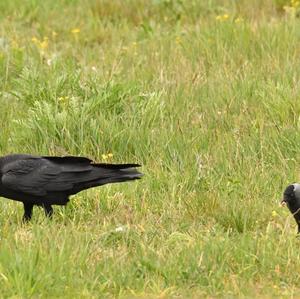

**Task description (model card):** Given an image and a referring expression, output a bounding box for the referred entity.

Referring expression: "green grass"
[1,0,300,297]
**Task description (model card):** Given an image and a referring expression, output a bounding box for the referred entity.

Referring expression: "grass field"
[1,0,300,297]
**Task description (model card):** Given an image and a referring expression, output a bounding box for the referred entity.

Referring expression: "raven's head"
[281,184,300,207]
[281,183,300,233]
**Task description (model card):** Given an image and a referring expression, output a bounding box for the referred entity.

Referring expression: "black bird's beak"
[280,199,286,207]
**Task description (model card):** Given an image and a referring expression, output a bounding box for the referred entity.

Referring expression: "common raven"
[281,183,300,233]
[0,154,143,221]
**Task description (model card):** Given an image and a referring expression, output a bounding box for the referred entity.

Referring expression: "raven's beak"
[280,199,286,207]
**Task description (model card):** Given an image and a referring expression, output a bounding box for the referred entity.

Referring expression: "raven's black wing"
[1,156,142,196]
[1,157,93,196]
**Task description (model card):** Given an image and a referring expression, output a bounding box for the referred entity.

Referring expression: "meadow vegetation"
[1,0,300,297]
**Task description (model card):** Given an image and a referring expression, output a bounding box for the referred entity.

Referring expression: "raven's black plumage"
[0,154,143,221]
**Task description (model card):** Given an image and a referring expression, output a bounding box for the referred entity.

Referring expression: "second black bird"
[281,183,300,233]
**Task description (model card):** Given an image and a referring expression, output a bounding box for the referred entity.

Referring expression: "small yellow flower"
[40,40,48,49]
[102,153,113,161]
[291,0,300,8]
[175,36,181,44]
[234,17,243,23]
[58,96,69,103]
[52,31,58,37]
[272,211,278,217]
[216,14,230,21]
[71,28,80,34]
[31,36,48,50]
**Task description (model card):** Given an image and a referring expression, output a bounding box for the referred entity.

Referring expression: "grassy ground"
[1,0,300,297]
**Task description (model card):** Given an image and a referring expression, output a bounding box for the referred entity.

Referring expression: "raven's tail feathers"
[93,163,141,169]
[70,164,143,194]
[94,163,143,180]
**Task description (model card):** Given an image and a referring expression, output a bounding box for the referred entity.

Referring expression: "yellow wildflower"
[291,0,300,8]
[175,36,181,44]
[58,96,69,103]
[102,153,113,160]
[52,31,58,37]
[216,14,230,21]
[31,36,48,50]
[234,17,243,23]
[272,211,278,217]
[40,38,48,49]
[71,28,80,34]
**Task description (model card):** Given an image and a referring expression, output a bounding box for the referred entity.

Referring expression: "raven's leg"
[23,202,34,222]
[43,204,53,218]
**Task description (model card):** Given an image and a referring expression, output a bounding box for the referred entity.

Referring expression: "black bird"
[0,154,143,221]
[281,183,300,233]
